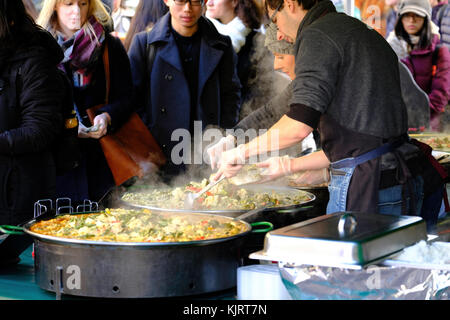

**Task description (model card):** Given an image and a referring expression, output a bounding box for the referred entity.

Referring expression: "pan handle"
[250,221,273,233]
[0,225,25,235]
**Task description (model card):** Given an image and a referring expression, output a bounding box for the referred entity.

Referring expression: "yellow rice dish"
[29,208,249,242]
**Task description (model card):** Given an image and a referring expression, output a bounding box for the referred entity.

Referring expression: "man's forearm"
[290,150,330,172]
[242,115,313,159]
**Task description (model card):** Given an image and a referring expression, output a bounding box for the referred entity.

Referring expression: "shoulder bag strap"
[432,44,442,77]
[86,41,110,123]
[103,41,110,105]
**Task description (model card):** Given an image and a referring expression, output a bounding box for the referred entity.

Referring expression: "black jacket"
[0,30,64,225]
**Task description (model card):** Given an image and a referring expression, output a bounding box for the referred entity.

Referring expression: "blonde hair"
[37,0,112,38]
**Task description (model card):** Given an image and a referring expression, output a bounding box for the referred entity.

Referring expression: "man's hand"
[206,135,236,170]
[256,155,292,182]
[288,168,330,186]
[213,144,246,181]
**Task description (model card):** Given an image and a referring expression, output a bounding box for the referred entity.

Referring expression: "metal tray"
[250,212,427,269]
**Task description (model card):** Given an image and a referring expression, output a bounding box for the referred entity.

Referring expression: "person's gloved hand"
[207,135,236,170]
[288,168,330,186]
[256,155,292,182]
[213,144,247,181]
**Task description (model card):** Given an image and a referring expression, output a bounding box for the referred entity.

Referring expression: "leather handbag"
[86,42,166,186]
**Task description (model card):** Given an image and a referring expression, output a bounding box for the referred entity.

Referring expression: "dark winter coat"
[237,30,258,104]
[0,30,64,225]
[128,13,241,174]
[56,33,134,204]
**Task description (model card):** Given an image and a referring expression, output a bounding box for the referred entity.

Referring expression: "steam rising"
[239,32,291,120]
[110,29,304,207]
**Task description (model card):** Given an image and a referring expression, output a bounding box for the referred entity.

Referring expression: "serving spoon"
[183,165,271,209]
[184,175,226,209]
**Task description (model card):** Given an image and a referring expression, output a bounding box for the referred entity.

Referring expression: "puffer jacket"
[434,3,450,48]
[0,30,64,225]
[401,34,450,128]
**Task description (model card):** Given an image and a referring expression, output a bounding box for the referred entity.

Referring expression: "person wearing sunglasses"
[213,0,447,230]
[128,0,241,179]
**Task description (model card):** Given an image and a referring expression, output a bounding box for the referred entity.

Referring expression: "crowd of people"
[0,0,449,230]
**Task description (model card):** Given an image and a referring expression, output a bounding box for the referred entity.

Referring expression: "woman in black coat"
[0,0,64,225]
[38,0,134,206]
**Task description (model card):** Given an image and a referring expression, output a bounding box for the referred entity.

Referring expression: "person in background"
[385,0,399,37]
[111,0,132,40]
[207,22,317,171]
[431,0,447,20]
[214,0,446,230]
[387,0,450,131]
[101,0,113,13]
[430,0,450,47]
[23,0,39,20]
[0,0,64,225]
[123,0,168,51]
[32,0,44,11]
[128,0,241,180]
[205,0,273,111]
[38,0,134,206]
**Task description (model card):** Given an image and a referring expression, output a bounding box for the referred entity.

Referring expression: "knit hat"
[264,22,295,55]
[397,0,432,20]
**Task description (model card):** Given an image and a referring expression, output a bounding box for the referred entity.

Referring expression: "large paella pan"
[120,176,316,214]
[0,202,271,298]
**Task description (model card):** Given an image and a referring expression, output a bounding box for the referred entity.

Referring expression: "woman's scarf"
[58,16,105,72]
[206,15,251,53]
[387,32,416,59]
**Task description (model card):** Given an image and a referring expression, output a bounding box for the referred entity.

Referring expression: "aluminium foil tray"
[250,212,427,269]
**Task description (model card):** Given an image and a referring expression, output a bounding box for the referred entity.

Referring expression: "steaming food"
[29,208,249,242]
[121,177,313,210]
[410,133,450,151]
[417,136,450,151]
[228,165,263,186]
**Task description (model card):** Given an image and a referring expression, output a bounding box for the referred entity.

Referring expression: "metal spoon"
[184,175,226,209]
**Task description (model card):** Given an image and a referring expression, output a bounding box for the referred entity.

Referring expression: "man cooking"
[213,0,446,227]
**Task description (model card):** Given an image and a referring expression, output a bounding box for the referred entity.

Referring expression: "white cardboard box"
[237,264,292,300]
